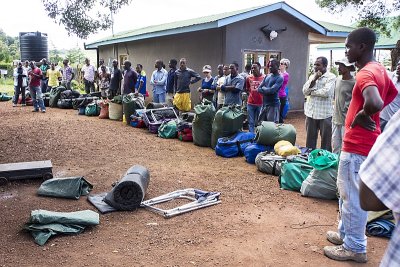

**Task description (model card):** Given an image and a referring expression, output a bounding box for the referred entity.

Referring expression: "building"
[85,1,352,110]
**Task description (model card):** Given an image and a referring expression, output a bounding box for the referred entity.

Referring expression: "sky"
[0,0,356,50]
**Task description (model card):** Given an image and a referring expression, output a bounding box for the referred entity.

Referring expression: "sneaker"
[326,231,343,245]
[41,110,46,113]
[12,103,17,107]
[32,109,39,112]
[324,245,367,263]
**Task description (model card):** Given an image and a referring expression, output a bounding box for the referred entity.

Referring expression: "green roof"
[86,1,353,49]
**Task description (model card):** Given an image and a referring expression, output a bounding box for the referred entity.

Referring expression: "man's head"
[63,59,69,66]
[169,59,177,69]
[251,62,262,77]
[24,60,29,67]
[85,58,90,66]
[345,27,376,64]
[217,64,224,76]
[269,59,280,74]
[155,60,163,70]
[179,58,187,70]
[123,60,131,71]
[99,58,104,65]
[223,65,230,76]
[314,57,328,74]
[51,63,55,70]
[112,59,118,68]
[229,62,239,76]
[30,61,36,69]
[101,65,106,73]
[17,62,22,68]
[41,58,47,65]
[136,63,143,73]
[244,64,252,73]
[335,58,355,76]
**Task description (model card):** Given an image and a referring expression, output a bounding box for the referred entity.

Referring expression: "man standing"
[211,64,224,108]
[246,62,265,132]
[28,61,46,113]
[221,62,244,106]
[332,58,356,154]
[40,58,50,93]
[257,59,283,123]
[302,56,336,151]
[324,27,397,263]
[46,63,62,91]
[166,59,177,104]
[359,109,400,266]
[379,60,400,131]
[61,59,74,91]
[122,61,138,96]
[135,64,147,97]
[13,62,28,107]
[150,60,168,103]
[173,58,201,112]
[109,59,122,99]
[81,58,96,94]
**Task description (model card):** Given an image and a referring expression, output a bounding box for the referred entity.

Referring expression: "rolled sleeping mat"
[146,102,169,109]
[104,165,150,211]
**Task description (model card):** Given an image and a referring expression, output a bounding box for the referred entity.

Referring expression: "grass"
[0,77,14,95]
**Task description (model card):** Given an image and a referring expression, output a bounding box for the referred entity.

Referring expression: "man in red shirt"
[28,61,46,113]
[324,27,397,263]
[246,62,265,132]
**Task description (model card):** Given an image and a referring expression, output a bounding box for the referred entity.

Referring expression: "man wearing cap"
[150,60,168,103]
[173,58,201,112]
[332,58,356,154]
[302,56,336,151]
[379,60,400,131]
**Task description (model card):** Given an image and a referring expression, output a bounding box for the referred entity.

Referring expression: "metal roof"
[85,1,353,49]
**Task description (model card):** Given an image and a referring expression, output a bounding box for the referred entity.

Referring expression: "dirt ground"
[0,101,388,267]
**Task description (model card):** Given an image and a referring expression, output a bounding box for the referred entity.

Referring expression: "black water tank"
[19,32,49,62]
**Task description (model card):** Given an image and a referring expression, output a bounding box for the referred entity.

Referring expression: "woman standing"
[99,65,111,99]
[278,58,290,123]
[198,65,214,102]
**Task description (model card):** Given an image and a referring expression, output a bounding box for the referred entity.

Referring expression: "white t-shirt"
[81,64,96,82]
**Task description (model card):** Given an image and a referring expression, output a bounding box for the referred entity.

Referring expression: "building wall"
[224,9,311,110]
[98,28,225,105]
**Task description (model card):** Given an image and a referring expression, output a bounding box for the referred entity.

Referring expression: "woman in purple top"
[278,58,290,123]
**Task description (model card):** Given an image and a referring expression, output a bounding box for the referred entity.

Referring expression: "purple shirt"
[123,68,138,95]
[278,72,289,98]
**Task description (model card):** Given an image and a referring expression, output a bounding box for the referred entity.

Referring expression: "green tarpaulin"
[37,177,93,199]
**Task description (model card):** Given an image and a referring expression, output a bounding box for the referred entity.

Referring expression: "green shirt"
[333,77,355,125]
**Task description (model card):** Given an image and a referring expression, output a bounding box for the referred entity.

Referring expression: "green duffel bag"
[308,149,339,170]
[300,167,338,200]
[158,120,178,139]
[255,121,296,146]
[279,156,313,192]
[85,102,100,116]
[123,93,145,124]
[192,99,216,147]
[0,93,12,101]
[49,86,66,107]
[211,105,244,149]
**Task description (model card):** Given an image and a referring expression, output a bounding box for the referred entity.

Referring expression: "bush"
[0,62,14,78]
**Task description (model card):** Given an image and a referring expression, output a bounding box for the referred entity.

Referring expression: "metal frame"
[141,188,221,218]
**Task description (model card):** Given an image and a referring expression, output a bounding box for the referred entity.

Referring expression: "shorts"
[173,92,191,111]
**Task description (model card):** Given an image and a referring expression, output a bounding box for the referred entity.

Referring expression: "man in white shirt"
[81,58,96,94]
[150,60,168,103]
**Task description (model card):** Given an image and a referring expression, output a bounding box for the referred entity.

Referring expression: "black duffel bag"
[57,98,73,109]
[72,97,96,109]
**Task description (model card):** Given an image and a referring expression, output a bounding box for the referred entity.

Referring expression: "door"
[243,50,281,74]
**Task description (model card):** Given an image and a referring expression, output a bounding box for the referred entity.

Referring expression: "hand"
[313,71,322,81]
[351,110,376,131]
[197,88,203,92]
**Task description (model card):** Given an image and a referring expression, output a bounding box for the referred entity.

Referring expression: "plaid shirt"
[302,72,336,119]
[360,110,400,267]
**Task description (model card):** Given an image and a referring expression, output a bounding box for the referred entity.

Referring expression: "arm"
[359,180,388,211]
[211,76,218,90]
[302,75,317,96]
[150,71,156,85]
[258,76,283,95]
[158,70,168,86]
[310,75,336,98]
[350,86,384,131]
[222,76,244,93]
[190,70,202,84]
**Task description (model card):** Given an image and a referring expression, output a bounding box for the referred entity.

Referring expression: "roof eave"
[326,31,350,38]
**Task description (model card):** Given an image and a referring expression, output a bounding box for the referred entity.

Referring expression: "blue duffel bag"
[215,132,256,158]
[244,143,273,164]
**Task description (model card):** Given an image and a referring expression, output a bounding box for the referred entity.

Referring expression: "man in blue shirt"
[150,60,168,103]
[135,64,147,97]
[257,59,283,123]
[221,62,244,106]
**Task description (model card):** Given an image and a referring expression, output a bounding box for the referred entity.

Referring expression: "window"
[243,50,281,74]
[119,55,128,69]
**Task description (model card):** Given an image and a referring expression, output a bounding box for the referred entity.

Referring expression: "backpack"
[158,120,178,139]
[215,132,255,158]
[244,143,272,164]
[279,156,313,191]
[255,151,286,176]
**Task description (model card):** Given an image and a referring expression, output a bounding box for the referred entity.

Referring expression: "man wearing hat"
[332,58,356,154]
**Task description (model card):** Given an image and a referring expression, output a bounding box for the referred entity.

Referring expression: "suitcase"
[143,107,178,134]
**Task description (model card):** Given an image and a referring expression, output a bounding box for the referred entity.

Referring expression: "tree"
[66,48,86,65]
[42,0,132,39]
[316,0,400,69]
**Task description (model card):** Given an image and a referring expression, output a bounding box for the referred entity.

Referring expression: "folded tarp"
[88,165,150,213]
[25,209,99,245]
[366,218,395,238]
[37,177,93,199]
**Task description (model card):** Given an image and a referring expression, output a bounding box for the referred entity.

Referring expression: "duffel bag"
[123,93,145,124]
[215,131,255,158]
[192,99,216,147]
[99,101,109,119]
[178,128,193,142]
[49,86,66,107]
[130,109,146,128]
[85,102,100,116]
[255,121,296,146]
[180,112,195,123]
[211,105,244,149]
[72,97,96,110]
[244,143,273,164]
[158,120,178,139]
[300,167,338,200]
[57,98,73,109]
[308,149,339,170]
[279,156,313,191]
[146,102,168,109]
[0,93,12,101]
[60,89,80,99]
[255,151,286,176]
[78,106,86,115]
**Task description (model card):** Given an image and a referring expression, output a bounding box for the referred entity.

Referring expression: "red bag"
[178,128,193,142]
[99,100,109,119]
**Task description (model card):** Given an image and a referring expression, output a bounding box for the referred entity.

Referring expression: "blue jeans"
[247,104,261,133]
[153,92,166,103]
[30,86,46,111]
[337,151,367,253]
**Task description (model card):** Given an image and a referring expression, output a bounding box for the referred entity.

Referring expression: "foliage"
[66,48,86,64]
[316,0,400,36]
[329,66,338,76]
[0,29,19,62]
[42,0,132,39]
[49,49,64,65]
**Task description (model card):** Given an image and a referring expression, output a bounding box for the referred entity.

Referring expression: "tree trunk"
[391,40,400,71]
